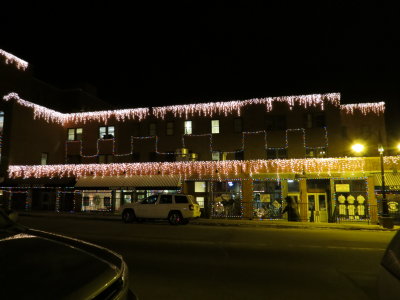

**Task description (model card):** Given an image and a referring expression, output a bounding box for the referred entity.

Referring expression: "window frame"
[211,119,220,134]
[68,128,83,141]
[99,126,115,139]
[184,120,192,135]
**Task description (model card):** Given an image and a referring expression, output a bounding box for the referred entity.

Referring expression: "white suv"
[120,194,201,225]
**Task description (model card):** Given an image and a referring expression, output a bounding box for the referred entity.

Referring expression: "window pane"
[196,197,205,208]
[175,195,188,203]
[184,121,192,134]
[234,118,242,133]
[108,126,115,137]
[212,151,220,161]
[99,155,106,164]
[99,127,106,138]
[166,122,174,135]
[68,129,75,141]
[41,153,48,165]
[160,194,173,204]
[76,128,83,140]
[212,120,220,134]
[195,181,206,193]
[149,123,156,136]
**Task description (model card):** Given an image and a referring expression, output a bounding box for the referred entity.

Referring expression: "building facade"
[1,49,399,223]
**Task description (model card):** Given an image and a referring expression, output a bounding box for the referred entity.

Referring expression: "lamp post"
[378,145,393,229]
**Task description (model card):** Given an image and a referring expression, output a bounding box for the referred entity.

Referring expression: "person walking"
[282,196,300,222]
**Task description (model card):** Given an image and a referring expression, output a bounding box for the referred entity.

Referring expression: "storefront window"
[335,179,368,221]
[253,180,283,219]
[211,181,241,218]
[81,190,113,211]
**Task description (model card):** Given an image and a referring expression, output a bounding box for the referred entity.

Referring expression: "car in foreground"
[0,208,136,300]
[120,193,201,225]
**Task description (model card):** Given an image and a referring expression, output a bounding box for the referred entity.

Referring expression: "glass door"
[307,193,328,222]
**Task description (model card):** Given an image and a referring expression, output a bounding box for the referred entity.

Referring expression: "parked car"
[0,208,137,300]
[378,228,400,299]
[120,193,201,225]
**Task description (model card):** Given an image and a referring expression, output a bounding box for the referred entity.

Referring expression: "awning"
[374,173,400,188]
[75,175,182,188]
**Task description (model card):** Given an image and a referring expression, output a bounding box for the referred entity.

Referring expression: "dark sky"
[1,2,400,108]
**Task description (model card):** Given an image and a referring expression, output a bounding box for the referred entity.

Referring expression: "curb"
[18,212,398,231]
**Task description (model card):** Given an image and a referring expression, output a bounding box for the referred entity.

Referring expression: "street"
[19,216,395,300]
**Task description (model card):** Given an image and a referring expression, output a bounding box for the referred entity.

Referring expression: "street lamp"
[378,145,393,228]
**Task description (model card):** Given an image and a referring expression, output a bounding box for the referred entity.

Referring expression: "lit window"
[68,128,83,141]
[184,121,192,134]
[196,197,205,208]
[166,121,174,136]
[41,153,48,165]
[212,120,220,134]
[99,126,115,139]
[0,111,4,132]
[195,181,206,193]
[306,148,327,158]
[149,123,156,136]
[212,151,220,161]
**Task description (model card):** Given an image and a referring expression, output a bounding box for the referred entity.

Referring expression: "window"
[149,123,156,136]
[132,152,140,162]
[196,197,205,208]
[175,195,189,203]
[68,128,83,141]
[195,181,206,193]
[234,118,242,133]
[41,153,48,165]
[142,195,158,204]
[166,121,174,136]
[99,126,115,139]
[266,148,287,159]
[67,155,81,164]
[212,151,220,161]
[306,148,327,158]
[265,115,286,130]
[184,121,192,134]
[304,113,326,128]
[234,150,244,160]
[159,194,173,204]
[211,120,220,134]
[98,154,114,164]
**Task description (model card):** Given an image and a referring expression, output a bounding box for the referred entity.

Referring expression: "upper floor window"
[184,121,192,135]
[211,120,220,134]
[304,113,326,128]
[266,148,287,159]
[41,153,48,165]
[265,115,286,130]
[99,154,114,164]
[212,151,220,161]
[99,126,115,139]
[234,118,242,133]
[166,121,174,136]
[149,123,156,136]
[306,147,327,158]
[68,128,83,141]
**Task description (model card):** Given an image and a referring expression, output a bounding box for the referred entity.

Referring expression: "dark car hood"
[0,227,121,300]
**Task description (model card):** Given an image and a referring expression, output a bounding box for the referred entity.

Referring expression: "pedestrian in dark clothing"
[282,196,300,222]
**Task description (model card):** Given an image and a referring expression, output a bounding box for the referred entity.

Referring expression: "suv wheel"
[122,209,135,223]
[168,211,182,225]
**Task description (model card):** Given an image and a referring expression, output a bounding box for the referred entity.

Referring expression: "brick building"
[1,49,398,223]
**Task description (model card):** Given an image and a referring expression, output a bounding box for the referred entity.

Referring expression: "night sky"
[1,2,400,109]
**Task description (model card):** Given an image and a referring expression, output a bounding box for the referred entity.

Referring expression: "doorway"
[307,193,328,222]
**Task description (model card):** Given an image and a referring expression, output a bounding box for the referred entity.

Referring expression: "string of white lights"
[10,156,394,179]
[340,102,385,115]
[0,49,29,70]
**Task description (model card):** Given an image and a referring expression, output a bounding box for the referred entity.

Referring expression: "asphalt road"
[19,216,395,300]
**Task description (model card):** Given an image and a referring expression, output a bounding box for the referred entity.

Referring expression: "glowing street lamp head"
[378,145,384,154]
[397,143,400,152]
[351,143,365,153]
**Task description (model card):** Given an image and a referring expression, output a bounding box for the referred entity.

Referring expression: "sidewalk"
[17,210,400,231]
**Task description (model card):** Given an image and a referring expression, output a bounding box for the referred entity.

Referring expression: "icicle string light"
[0,49,29,70]
[3,93,386,126]
[9,156,400,179]
[153,93,341,119]
[340,102,385,115]
[3,93,150,125]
